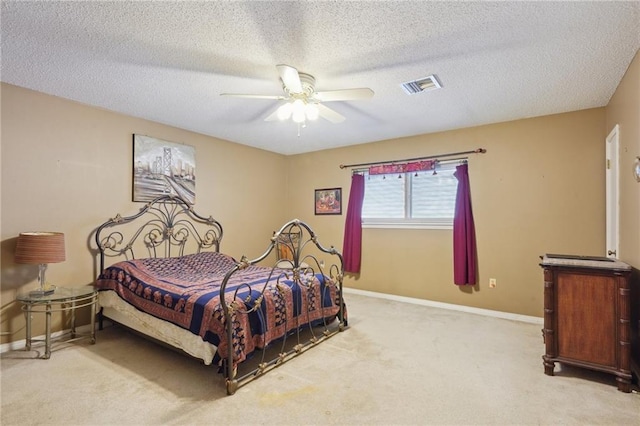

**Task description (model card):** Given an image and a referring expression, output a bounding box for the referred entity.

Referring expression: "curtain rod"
[339,148,486,169]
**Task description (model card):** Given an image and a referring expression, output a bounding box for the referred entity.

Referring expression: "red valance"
[369,160,435,175]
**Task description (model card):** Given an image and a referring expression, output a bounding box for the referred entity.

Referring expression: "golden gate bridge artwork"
[133,134,196,204]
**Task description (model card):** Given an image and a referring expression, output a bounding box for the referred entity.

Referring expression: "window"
[362,162,458,229]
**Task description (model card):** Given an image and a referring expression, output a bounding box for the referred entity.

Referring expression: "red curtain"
[453,163,477,285]
[343,174,365,273]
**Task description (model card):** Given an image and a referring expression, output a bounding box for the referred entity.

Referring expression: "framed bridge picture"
[133,134,196,204]
[314,187,342,215]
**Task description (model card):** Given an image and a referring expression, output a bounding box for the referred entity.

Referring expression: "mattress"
[99,290,217,365]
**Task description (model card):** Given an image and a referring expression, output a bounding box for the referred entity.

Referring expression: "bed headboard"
[95,195,223,271]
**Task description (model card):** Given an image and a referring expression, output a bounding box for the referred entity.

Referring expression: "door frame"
[605,124,620,258]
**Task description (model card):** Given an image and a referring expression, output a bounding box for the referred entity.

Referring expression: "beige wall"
[0,83,288,344]
[605,49,640,369]
[288,108,607,317]
[3,48,637,343]
[605,49,640,268]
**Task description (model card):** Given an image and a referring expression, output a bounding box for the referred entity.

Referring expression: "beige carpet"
[1,292,638,425]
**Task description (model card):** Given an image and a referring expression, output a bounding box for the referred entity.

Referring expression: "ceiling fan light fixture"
[292,110,306,123]
[291,99,306,123]
[291,99,305,113]
[277,102,293,120]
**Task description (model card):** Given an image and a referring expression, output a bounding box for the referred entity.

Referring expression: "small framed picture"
[314,188,342,215]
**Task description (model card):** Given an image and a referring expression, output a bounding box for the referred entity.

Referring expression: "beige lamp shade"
[15,232,66,264]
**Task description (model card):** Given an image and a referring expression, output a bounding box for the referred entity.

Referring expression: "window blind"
[362,163,457,221]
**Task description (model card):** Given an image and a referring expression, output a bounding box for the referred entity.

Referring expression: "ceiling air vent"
[400,74,442,95]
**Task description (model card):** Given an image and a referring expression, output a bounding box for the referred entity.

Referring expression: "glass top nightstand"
[17,285,98,359]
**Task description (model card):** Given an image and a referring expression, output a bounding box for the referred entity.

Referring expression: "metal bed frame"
[94,195,347,395]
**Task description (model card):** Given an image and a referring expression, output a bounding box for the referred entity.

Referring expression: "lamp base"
[29,287,56,297]
[30,264,56,296]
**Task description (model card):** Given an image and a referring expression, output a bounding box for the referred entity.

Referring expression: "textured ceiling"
[1,1,639,155]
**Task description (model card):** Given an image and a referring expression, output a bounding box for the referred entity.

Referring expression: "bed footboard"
[220,219,347,395]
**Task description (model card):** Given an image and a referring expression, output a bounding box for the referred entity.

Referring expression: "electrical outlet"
[489,278,497,288]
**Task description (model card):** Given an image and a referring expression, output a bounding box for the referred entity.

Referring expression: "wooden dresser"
[540,254,632,392]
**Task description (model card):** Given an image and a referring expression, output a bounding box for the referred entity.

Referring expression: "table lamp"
[15,232,66,296]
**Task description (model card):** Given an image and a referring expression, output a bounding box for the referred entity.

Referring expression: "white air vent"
[401,75,442,95]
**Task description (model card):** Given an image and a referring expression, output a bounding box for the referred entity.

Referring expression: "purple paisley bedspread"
[95,252,341,366]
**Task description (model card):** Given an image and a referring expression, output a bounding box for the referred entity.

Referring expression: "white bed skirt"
[98,290,217,365]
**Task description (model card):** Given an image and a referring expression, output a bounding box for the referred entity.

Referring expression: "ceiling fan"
[221,64,374,124]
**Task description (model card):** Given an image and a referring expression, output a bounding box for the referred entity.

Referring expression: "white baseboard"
[0,323,95,354]
[342,287,543,325]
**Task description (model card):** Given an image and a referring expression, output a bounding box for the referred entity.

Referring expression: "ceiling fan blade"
[317,103,345,123]
[264,106,281,122]
[220,93,285,100]
[314,88,374,102]
[276,64,303,94]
